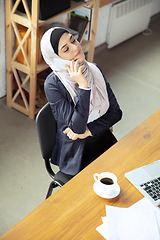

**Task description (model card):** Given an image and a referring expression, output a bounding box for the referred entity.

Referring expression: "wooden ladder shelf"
[5,0,99,119]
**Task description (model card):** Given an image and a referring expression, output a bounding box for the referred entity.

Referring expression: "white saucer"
[93,181,120,199]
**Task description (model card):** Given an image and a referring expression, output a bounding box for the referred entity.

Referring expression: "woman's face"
[58,33,85,63]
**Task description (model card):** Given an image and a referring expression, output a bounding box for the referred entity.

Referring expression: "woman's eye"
[63,38,76,53]
[64,47,69,53]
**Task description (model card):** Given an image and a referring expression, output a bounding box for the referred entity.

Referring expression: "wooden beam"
[100,0,114,8]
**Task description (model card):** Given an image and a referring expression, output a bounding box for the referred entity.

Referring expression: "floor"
[0,14,160,236]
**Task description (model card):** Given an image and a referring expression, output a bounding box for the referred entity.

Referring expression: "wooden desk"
[1,109,160,240]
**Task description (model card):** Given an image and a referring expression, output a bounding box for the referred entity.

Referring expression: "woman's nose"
[72,44,78,52]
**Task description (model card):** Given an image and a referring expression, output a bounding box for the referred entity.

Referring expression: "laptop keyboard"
[140,177,160,202]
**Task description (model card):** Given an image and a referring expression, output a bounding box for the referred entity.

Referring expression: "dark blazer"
[44,65,122,175]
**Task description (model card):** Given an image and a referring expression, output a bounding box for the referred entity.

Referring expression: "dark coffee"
[100,177,114,185]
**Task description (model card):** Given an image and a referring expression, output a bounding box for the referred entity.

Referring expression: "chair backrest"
[36,102,56,161]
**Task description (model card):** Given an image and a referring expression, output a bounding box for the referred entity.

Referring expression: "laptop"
[125,160,160,207]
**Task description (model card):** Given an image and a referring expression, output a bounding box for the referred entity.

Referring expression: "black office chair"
[36,102,71,199]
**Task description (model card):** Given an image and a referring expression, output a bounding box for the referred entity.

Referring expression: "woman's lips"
[75,51,81,58]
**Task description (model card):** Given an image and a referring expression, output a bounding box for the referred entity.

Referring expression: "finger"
[66,128,73,136]
[72,134,79,140]
[63,127,70,134]
[78,65,84,73]
[70,60,74,71]
[63,128,78,140]
[68,131,78,140]
[74,59,79,72]
[67,131,74,139]
[65,64,71,74]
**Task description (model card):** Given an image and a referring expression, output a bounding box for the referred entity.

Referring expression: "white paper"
[131,197,160,234]
[96,223,108,240]
[106,205,159,240]
[96,197,160,240]
[96,217,108,240]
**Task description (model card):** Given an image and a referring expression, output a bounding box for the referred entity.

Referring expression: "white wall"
[0,1,6,98]
[95,0,160,47]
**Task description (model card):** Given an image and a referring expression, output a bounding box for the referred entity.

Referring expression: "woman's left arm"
[64,79,122,139]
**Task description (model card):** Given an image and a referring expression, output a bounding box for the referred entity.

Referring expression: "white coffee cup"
[93,172,119,198]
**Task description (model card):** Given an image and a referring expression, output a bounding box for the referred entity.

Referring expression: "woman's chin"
[77,55,85,63]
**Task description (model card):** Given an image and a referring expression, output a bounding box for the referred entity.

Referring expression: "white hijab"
[40,27,109,122]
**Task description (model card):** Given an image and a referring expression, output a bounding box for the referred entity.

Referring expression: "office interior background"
[0,0,160,236]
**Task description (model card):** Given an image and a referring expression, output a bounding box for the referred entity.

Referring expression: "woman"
[40,27,122,179]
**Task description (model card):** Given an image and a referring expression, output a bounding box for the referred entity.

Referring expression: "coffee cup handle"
[94,173,99,182]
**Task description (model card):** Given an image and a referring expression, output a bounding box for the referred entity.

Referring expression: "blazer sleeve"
[44,72,91,134]
[87,65,122,137]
